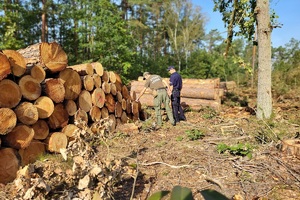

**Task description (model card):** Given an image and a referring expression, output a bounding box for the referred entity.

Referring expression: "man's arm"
[136,87,147,101]
[162,79,172,96]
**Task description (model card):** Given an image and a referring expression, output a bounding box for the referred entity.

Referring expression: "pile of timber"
[130,77,223,111]
[0,42,141,184]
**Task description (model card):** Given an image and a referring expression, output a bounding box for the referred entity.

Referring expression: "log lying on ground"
[45,132,68,153]
[0,148,20,184]
[0,79,22,108]
[0,108,17,135]
[0,52,11,80]
[18,140,46,166]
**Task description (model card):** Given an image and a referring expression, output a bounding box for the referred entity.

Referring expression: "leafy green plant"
[147,186,229,200]
[185,129,205,141]
[217,143,253,159]
[176,136,184,141]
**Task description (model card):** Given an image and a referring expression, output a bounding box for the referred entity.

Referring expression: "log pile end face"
[0,52,11,80]
[0,148,19,184]
[2,50,26,77]
[0,108,17,135]
[0,79,22,108]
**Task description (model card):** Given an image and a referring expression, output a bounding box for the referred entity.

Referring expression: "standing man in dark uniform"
[136,72,175,128]
[167,66,186,123]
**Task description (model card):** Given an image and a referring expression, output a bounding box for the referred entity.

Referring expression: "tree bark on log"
[19,75,42,101]
[0,108,17,135]
[44,78,65,103]
[2,50,26,77]
[32,119,49,140]
[0,52,11,80]
[2,124,34,149]
[59,68,82,100]
[67,63,94,76]
[0,79,22,108]
[45,132,68,153]
[18,140,45,166]
[0,148,20,184]
[14,102,39,125]
[34,96,55,119]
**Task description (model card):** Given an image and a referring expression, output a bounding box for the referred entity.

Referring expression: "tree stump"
[281,139,300,158]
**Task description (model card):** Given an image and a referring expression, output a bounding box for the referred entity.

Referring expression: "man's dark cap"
[167,66,175,71]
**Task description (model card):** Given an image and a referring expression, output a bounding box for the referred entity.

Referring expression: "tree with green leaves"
[214,0,273,119]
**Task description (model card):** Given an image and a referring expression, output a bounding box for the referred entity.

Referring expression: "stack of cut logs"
[130,77,222,111]
[0,42,141,184]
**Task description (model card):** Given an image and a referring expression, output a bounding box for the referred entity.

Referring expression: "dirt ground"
[1,88,300,200]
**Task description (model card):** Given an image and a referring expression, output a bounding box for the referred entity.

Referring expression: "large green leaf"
[200,189,229,200]
[170,185,194,200]
[147,191,170,200]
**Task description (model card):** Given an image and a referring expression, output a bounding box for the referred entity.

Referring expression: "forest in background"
[0,0,300,96]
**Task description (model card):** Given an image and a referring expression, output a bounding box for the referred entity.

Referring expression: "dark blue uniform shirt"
[169,72,182,90]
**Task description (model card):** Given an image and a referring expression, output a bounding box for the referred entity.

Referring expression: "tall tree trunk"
[256,0,272,119]
[42,0,48,42]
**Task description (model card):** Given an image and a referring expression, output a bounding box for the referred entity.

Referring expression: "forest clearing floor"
[1,88,300,200]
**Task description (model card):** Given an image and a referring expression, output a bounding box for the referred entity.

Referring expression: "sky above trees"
[192,0,300,48]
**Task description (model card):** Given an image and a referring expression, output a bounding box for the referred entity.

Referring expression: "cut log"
[89,106,101,122]
[19,75,42,101]
[114,73,123,92]
[34,96,55,119]
[121,99,127,110]
[180,87,219,100]
[61,124,79,138]
[30,65,46,83]
[102,70,109,82]
[108,71,116,83]
[2,124,34,149]
[93,74,101,88]
[126,99,132,114]
[120,111,128,123]
[131,90,137,101]
[116,123,139,134]
[116,91,123,103]
[67,63,93,75]
[32,119,49,140]
[0,79,22,108]
[14,102,39,125]
[122,85,130,100]
[115,101,122,118]
[59,68,82,100]
[91,88,105,108]
[181,97,221,111]
[45,78,65,103]
[40,42,68,72]
[101,107,109,119]
[2,49,26,77]
[78,90,92,112]
[105,93,115,113]
[65,99,77,116]
[0,148,20,184]
[91,62,103,76]
[48,103,69,129]
[281,139,300,158]
[45,132,68,153]
[0,52,11,80]
[0,108,17,135]
[132,101,140,115]
[108,114,116,132]
[18,140,45,166]
[17,43,41,68]
[102,81,111,94]
[110,83,117,95]
[83,75,94,91]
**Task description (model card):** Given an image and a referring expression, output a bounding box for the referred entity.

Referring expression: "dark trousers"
[171,90,186,122]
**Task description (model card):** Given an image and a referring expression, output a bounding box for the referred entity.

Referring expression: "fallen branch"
[201,174,224,189]
[140,161,192,169]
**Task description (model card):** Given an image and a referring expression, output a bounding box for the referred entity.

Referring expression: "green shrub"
[217,143,253,159]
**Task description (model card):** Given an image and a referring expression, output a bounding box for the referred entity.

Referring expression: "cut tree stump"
[2,50,26,77]
[45,132,68,153]
[14,102,39,125]
[34,96,55,119]
[0,79,22,108]
[19,75,42,101]
[281,139,300,158]
[2,124,34,149]
[18,140,45,166]
[59,68,82,100]
[0,148,20,184]
[0,52,11,80]
[0,108,17,135]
